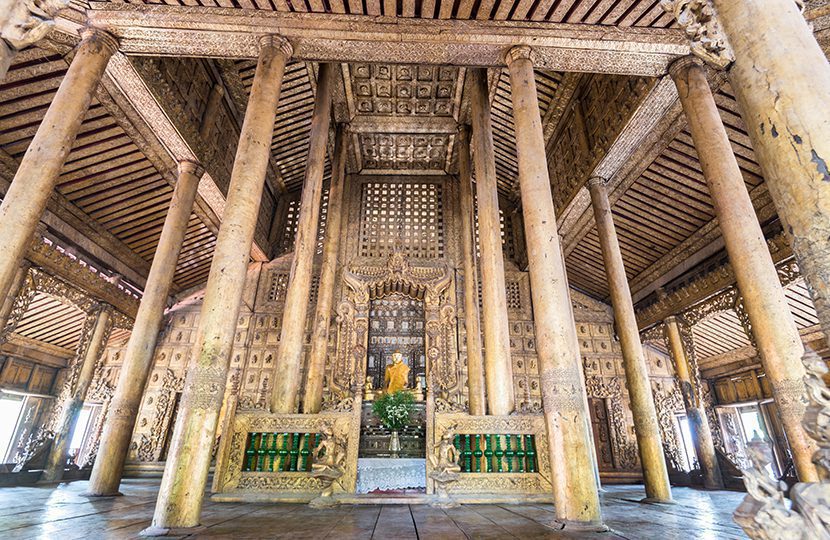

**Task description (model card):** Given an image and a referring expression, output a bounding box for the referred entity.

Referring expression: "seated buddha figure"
[383,350,410,394]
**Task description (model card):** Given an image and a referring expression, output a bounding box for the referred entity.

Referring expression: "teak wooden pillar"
[303,121,348,414]
[469,67,514,416]
[457,125,486,416]
[713,0,830,344]
[506,46,604,529]
[41,306,113,483]
[670,57,818,482]
[87,160,203,497]
[271,62,334,414]
[588,177,672,503]
[146,35,292,534]
[664,316,724,489]
[0,28,116,308]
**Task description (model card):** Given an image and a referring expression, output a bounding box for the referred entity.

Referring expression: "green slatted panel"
[452,434,538,473]
[242,432,322,472]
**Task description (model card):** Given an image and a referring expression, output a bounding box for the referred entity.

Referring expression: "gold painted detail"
[216,409,360,495]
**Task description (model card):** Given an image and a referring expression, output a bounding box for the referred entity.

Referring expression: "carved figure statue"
[363,376,375,401]
[309,422,347,507]
[384,350,410,394]
[734,349,830,538]
[428,425,461,508]
[1,0,70,51]
[429,429,461,475]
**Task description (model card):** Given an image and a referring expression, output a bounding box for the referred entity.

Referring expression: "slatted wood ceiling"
[693,280,820,363]
[105,0,676,27]
[0,47,217,292]
[235,60,331,193]
[13,293,87,352]
[566,84,764,300]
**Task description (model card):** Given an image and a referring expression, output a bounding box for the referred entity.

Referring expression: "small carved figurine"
[309,423,347,507]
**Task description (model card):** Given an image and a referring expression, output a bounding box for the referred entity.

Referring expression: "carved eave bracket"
[661,0,735,69]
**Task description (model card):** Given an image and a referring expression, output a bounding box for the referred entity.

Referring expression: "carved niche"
[328,253,462,409]
[135,369,185,462]
[584,375,639,470]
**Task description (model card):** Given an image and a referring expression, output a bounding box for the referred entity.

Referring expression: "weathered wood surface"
[0,478,748,538]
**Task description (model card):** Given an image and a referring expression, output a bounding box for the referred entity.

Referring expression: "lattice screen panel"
[279,199,299,253]
[278,188,329,255]
[358,182,444,259]
[473,205,516,261]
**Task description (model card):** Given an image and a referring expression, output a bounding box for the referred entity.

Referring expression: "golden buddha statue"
[383,350,410,394]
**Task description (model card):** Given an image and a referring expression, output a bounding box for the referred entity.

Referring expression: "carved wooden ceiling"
[693,280,821,376]
[86,0,676,27]
[2,2,829,374]
[564,83,765,301]
[1,46,218,294]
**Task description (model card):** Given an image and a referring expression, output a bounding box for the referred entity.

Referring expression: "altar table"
[355,458,426,493]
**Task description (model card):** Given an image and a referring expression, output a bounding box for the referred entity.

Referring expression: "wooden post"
[670,57,818,482]
[456,125,486,416]
[469,67,514,416]
[145,35,292,533]
[664,316,724,489]
[506,46,604,529]
[712,0,830,345]
[588,177,672,503]
[86,160,203,497]
[271,63,334,414]
[41,306,113,483]
[303,121,348,413]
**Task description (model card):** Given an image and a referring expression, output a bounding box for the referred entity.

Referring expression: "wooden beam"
[84,5,689,76]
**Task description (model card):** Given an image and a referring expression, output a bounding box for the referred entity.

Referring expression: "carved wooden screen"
[366,293,426,390]
[358,182,444,259]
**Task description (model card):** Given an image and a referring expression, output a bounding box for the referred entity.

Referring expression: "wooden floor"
[0,478,748,539]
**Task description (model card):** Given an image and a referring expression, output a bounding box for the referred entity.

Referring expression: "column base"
[81,490,123,498]
[639,497,676,505]
[139,525,206,537]
[553,519,610,533]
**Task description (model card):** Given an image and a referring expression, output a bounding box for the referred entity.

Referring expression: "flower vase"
[389,430,401,458]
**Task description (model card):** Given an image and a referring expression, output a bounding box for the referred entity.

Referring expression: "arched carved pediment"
[344,252,450,306]
[331,253,462,407]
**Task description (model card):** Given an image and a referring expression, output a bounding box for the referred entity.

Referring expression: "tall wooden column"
[271,63,334,414]
[456,125,486,416]
[146,36,292,533]
[0,28,117,305]
[670,57,818,481]
[469,68,514,416]
[41,305,113,483]
[711,0,830,344]
[303,121,347,414]
[87,160,203,497]
[663,316,724,489]
[505,46,604,529]
[588,177,672,503]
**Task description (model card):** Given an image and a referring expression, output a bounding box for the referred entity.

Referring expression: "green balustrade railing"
[453,434,538,473]
[242,432,321,472]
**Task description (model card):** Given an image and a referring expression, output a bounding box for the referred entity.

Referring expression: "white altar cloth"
[355,458,426,493]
